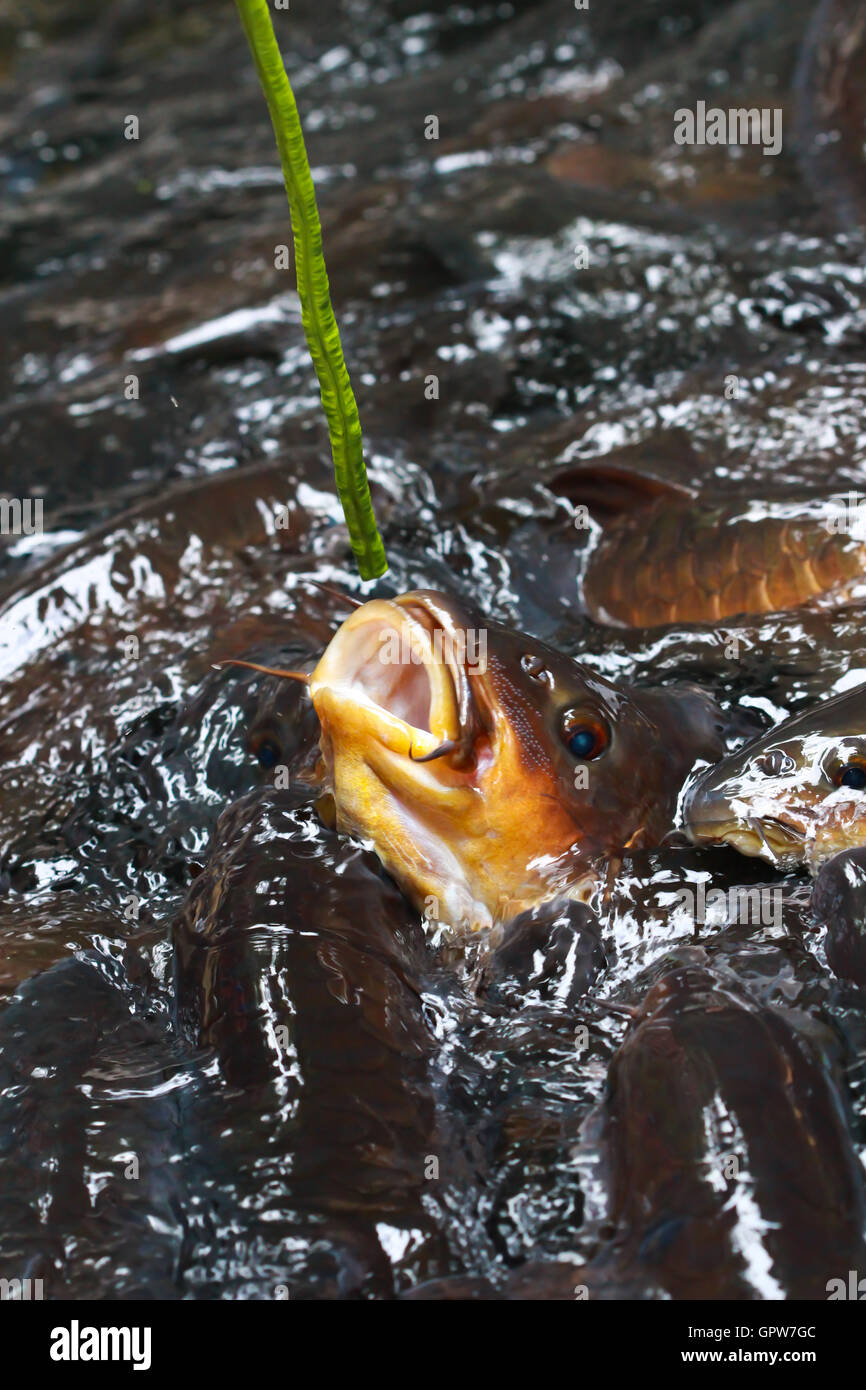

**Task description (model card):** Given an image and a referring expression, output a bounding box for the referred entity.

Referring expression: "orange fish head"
[310,590,724,938]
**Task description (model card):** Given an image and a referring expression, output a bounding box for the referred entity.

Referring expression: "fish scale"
[583,497,866,627]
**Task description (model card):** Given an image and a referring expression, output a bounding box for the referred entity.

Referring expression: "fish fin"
[550,449,698,521]
[315,791,337,828]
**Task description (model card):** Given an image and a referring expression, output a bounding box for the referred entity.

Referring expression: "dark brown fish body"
[414,962,866,1300]
[596,965,866,1299]
[812,847,866,989]
[479,899,605,1008]
[583,495,866,628]
[795,0,866,231]
[173,788,488,1295]
[0,957,199,1298]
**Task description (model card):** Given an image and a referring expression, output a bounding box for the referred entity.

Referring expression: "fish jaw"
[682,781,812,868]
[309,593,597,936]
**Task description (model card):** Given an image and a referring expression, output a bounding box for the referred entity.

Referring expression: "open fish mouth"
[308,590,510,935]
[309,591,487,771]
[704,815,808,863]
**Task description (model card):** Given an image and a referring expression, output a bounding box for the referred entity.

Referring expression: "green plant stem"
[235,0,388,579]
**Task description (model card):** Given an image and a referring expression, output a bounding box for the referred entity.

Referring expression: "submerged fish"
[683,682,866,869]
[812,847,866,989]
[232,590,725,937]
[174,791,475,1295]
[595,964,866,1299]
[795,0,866,233]
[576,487,866,628]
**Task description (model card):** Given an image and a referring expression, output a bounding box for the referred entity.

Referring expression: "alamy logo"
[378,626,488,675]
[673,883,782,928]
[826,1271,866,1300]
[49,1321,152,1371]
[0,1277,44,1300]
[823,491,866,536]
[674,101,782,156]
[0,497,43,535]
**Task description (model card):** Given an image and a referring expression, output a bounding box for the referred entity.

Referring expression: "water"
[1,0,866,1299]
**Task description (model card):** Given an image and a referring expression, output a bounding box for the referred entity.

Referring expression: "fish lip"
[683,763,813,855]
[686,808,807,859]
[742,815,808,864]
[757,815,807,844]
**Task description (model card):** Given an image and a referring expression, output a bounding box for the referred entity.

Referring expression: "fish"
[413,958,866,1299]
[683,681,866,870]
[811,847,866,989]
[582,494,866,628]
[549,465,866,628]
[478,898,605,1007]
[794,0,866,233]
[0,957,202,1299]
[593,963,866,1299]
[173,787,490,1294]
[228,589,726,938]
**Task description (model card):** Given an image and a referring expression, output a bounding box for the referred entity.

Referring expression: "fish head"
[310,589,724,936]
[683,684,866,871]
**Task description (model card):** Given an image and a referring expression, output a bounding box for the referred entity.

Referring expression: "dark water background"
[1,0,866,1298]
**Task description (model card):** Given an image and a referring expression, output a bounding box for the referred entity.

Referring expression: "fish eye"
[834,759,866,791]
[521,654,552,685]
[251,736,281,769]
[561,711,610,760]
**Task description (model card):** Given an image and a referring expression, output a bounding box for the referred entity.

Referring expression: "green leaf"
[235,0,388,579]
